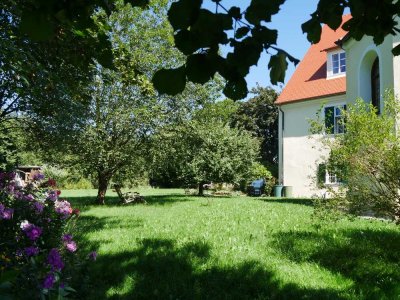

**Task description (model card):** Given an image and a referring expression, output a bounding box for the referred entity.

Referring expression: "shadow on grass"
[84,238,346,300]
[143,194,193,206]
[260,198,314,206]
[67,194,193,209]
[71,215,144,254]
[273,228,400,299]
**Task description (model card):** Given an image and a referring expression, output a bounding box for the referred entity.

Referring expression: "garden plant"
[0,172,95,299]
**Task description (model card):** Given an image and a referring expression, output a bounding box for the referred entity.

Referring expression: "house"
[276,15,400,197]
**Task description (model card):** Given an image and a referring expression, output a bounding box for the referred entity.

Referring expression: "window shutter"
[324,107,334,134]
[317,163,326,187]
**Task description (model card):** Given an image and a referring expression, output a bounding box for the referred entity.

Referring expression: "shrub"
[42,165,93,189]
[0,172,95,299]
[310,92,400,223]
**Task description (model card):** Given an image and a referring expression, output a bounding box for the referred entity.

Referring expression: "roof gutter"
[278,106,284,185]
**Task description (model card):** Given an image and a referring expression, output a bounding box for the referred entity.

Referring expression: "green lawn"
[62,189,400,300]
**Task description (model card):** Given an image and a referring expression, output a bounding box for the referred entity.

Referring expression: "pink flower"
[54,200,73,218]
[65,241,77,252]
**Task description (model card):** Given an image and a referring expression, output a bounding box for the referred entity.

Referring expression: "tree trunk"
[198,181,206,196]
[97,173,110,205]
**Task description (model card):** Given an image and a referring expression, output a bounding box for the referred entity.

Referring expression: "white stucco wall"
[344,35,395,106]
[278,94,346,197]
[278,32,400,198]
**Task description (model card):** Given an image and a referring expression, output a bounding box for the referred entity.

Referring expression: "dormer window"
[327,50,346,78]
[332,52,346,74]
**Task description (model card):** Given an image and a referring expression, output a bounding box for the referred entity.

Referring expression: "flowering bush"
[0,172,95,299]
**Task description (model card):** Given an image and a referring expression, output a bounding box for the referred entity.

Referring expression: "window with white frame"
[326,171,340,184]
[317,163,343,186]
[332,52,346,74]
[324,104,346,134]
[327,50,346,78]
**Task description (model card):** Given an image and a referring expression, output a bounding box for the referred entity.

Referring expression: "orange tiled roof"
[276,15,351,105]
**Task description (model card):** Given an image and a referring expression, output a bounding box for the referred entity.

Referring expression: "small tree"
[152,120,259,195]
[310,92,400,223]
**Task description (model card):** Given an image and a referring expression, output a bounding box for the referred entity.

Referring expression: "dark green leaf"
[251,26,278,45]
[268,52,288,85]
[174,30,200,55]
[302,17,322,44]
[235,27,250,39]
[168,0,202,31]
[190,10,231,48]
[228,37,263,77]
[152,66,186,95]
[245,0,285,25]
[20,10,54,41]
[186,54,216,84]
[223,78,248,100]
[95,34,113,69]
[316,0,344,30]
[228,7,241,20]
[126,0,150,7]
[392,44,400,56]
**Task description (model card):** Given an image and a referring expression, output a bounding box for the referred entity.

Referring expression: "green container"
[282,186,293,198]
[273,185,284,197]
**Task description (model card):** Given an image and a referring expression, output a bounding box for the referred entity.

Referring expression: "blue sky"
[202,0,320,93]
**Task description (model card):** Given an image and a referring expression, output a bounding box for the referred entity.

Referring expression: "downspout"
[278,106,284,185]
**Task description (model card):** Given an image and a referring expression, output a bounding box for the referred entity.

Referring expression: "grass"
[62,188,400,300]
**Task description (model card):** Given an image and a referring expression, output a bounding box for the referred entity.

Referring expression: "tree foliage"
[8,0,400,100]
[27,0,222,204]
[311,93,400,223]
[231,86,279,170]
[151,120,259,195]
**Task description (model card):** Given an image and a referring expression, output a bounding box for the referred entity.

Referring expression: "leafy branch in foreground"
[11,0,400,100]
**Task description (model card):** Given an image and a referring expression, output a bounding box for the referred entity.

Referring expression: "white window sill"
[327,73,346,80]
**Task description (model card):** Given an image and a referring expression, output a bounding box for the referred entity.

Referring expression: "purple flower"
[65,241,77,253]
[0,204,13,220]
[62,234,73,242]
[14,191,24,200]
[32,173,45,181]
[42,272,56,289]
[32,202,45,214]
[24,246,39,257]
[21,222,42,241]
[46,190,58,202]
[54,200,72,217]
[47,248,64,271]
[6,182,15,194]
[88,251,97,261]
[24,194,35,201]
[1,208,13,220]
